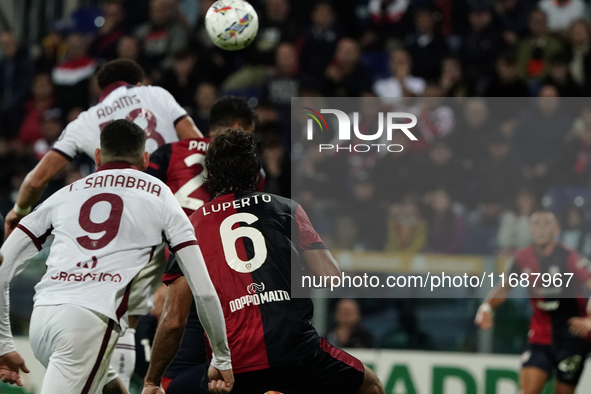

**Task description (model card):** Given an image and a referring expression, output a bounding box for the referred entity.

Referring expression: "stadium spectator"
[415,139,464,200]
[262,42,301,130]
[0,32,35,137]
[517,9,564,83]
[559,204,591,257]
[366,0,413,45]
[192,82,218,136]
[88,0,126,62]
[158,49,201,110]
[299,2,343,83]
[513,85,570,191]
[464,197,504,255]
[497,188,538,254]
[453,98,493,171]
[538,0,587,34]
[327,299,374,349]
[542,54,582,97]
[32,108,63,161]
[16,74,59,145]
[473,133,523,207]
[404,7,449,81]
[347,177,386,250]
[567,19,591,89]
[424,188,466,254]
[384,195,427,253]
[51,33,97,113]
[134,0,188,77]
[116,35,141,61]
[246,0,298,66]
[373,48,425,98]
[556,104,591,186]
[323,38,373,98]
[460,4,504,92]
[408,84,455,152]
[439,56,470,97]
[483,51,529,97]
[493,0,533,45]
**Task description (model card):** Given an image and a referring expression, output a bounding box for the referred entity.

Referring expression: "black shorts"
[522,340,590,386]
[200,338,365,394]
[163,365,206,394]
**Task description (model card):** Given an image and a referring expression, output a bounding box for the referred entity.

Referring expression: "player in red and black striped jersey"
[141,130,384,394]
[142,97,263,394]
[475,211,591,394]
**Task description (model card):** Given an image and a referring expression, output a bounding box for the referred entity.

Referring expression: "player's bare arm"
[303,249,341,277]
[143,277,193,389]
[175,115,204,140]
[4,150,70,238]
[475,282,512,330]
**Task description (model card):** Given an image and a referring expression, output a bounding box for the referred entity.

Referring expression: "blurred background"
[2,0,591,392]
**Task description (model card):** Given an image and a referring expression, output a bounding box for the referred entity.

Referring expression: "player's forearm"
[0,231,38,356]
[144,315,186,385]
[176,246,231,370]
[483,284,511,309]
[17,150,70,209]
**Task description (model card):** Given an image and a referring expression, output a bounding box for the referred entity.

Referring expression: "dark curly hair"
[100,119,146,162]
[209,97,256,131]
[96,59,145,90]
[205,129,261,197]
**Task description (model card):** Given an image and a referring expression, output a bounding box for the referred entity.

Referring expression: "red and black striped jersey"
[509,243,591,345]
[146,138,266,216]
[164,191,327,373]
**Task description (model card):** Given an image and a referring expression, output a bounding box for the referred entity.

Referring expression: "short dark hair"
[209,97,256,131]
[205,129,261,197]
[100,119,146,162]
[96,59,145,90]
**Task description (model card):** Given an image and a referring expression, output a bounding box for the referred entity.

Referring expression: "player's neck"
[533,241,556,257]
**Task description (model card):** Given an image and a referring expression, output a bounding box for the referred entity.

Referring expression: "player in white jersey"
[0,120,233,394]
[3,59,203,387]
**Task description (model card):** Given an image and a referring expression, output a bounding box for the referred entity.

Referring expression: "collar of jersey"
[99,81,133,102]
[96,162,138,172]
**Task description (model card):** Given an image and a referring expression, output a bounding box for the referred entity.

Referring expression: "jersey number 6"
[220,213,268,273]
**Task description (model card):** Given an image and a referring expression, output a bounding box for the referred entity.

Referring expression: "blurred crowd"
[2,0,591,258]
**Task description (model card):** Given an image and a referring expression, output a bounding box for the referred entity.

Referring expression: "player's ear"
[138,151,150,171]
[94,149,102,166]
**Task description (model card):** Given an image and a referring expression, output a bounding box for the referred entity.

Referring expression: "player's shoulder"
[555,242,579,259]
[515,245,535,262]
[138,84,175,100]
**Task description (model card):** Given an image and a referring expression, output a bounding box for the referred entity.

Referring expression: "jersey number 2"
[220,213,267,273]
[76,193,124,250]
[175,153,207,211]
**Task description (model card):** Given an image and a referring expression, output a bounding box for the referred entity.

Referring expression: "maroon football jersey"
[147,138,266,216]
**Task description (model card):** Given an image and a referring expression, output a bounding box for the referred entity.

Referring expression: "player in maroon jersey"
[146,96,260,216]
[141,130,384,394]
[475,211,591,394]
[143,97,261,394]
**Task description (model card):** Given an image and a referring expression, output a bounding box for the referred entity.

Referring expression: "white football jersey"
[16,162,197,325]
[53,83,188,158]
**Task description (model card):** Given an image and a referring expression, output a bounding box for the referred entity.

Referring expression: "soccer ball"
[205,0,259,51]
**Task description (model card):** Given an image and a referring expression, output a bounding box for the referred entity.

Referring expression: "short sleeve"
[162,187,197,252]
[151,86,188,130]
[17,197,56,251]
[146,143,172,183]
[162,255,183,285]
[295,204,326,251]
[52,118,85,160]
[567,252,591,282]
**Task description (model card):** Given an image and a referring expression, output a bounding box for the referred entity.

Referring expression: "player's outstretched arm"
[175,245,233,391]
[303,249,342,277]
[175,116,204,139]
[4,150,70,238]
[475,283,511,330]
[143,277,193,389]
[0,229,39,386]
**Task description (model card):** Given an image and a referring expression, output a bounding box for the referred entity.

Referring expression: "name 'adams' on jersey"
[52,83,188,160]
